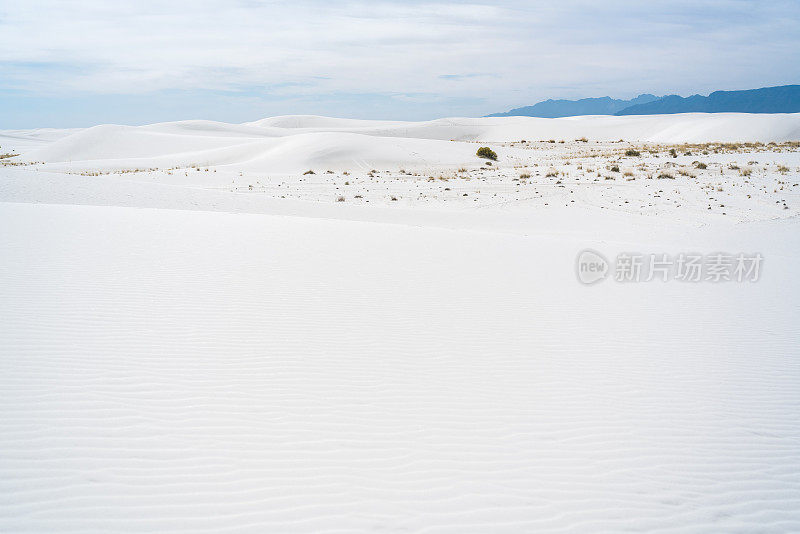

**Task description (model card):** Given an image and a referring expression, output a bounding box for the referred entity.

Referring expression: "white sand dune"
[10,113,800,175]
[1,114,799,532]
[1,202,798,533]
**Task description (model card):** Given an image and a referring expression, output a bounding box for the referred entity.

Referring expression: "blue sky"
[1,0,799,128]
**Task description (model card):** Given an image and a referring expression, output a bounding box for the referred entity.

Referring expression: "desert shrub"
[740,168,752,177]
[610,165,620,173]
[476,147,498,160]
[520,173,531,179]
[695,162,707,169]
[657,173,675,179]
[303,170,315,175]
[669,148,677,158]
[336,196,345,202]
[777,165,790,173]
[625,149,641,157]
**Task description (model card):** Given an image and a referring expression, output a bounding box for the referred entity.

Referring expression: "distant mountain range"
[487,94,659,118]
[488,85,800,118]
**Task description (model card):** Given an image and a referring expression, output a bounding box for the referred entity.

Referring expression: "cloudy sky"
[1,0,798,127]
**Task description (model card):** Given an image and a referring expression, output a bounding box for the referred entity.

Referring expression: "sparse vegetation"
[303,170,315,175]
[476,147,498,160]
[625,149,641,157]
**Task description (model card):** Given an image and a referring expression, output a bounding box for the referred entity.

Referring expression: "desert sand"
[1,113,799,532]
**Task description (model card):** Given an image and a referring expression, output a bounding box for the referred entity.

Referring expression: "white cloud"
[0,0,798,119]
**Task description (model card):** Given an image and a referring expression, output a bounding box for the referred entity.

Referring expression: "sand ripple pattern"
[1,203,799,532]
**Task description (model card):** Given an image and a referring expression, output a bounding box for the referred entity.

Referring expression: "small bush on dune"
[303,170,315,175]
[476,147,498,160]
[625,149,641,157]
